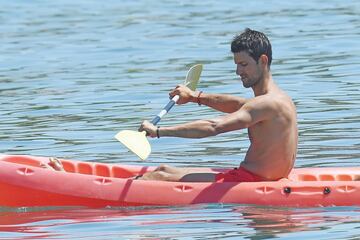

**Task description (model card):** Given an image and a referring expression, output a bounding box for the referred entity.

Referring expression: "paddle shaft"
[150,95,179,125]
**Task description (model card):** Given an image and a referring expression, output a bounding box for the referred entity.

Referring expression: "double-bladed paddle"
[115,64,203,160]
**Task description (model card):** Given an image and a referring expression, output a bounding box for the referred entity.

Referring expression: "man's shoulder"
[257,90,292,103]
[245,91,293,112]
[246,93,277,106]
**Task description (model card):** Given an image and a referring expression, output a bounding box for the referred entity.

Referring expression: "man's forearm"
[158,119,219,138]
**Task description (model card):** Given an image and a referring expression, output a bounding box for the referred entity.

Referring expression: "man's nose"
[236,65,242,75]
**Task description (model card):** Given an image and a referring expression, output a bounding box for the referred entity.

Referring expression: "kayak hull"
[1,154,360,208]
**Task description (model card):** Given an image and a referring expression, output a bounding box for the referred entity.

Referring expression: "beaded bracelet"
[197,91,203,106]
[156,126,160,138]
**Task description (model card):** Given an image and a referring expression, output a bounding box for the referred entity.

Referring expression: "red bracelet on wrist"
[197,91,203,106]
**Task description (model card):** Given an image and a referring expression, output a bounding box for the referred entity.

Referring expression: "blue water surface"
[1,0,360,239]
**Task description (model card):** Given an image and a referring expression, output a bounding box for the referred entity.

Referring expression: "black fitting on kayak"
[284,187,291,194]
[323,187,331,195]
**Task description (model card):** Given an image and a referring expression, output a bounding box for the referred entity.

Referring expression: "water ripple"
[1,0,360,238]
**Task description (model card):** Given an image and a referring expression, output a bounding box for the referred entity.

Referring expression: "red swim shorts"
[215,166,266,183]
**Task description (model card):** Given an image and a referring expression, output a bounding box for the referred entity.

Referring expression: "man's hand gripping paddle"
[115,64,203,160]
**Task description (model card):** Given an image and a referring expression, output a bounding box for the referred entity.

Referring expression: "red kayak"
[0,154,359,207]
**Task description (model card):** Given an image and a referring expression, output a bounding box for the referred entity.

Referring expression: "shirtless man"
[137,28,298,182]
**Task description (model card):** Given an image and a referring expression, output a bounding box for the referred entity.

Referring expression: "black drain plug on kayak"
[323,187,331,195]
[283,187,291,194]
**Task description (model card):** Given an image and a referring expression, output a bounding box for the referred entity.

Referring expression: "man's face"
[233,51,263,88]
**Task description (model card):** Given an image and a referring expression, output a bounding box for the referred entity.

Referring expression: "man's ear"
[259,54,269,68]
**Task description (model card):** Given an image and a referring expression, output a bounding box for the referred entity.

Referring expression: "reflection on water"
[1,205,360,239]
[1,0,360,239]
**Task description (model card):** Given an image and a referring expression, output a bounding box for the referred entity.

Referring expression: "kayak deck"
[2,154,358,182]
[1,154,360,208]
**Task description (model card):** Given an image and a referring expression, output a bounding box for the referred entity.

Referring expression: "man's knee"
[150,170,172,181]
[155,164,171,172]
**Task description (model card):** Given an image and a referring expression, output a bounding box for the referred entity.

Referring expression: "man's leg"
[137,164,216,182]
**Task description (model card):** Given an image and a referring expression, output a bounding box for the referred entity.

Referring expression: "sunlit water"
[1,0,360,239]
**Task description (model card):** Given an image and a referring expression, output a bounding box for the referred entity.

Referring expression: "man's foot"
[39,157,65,171]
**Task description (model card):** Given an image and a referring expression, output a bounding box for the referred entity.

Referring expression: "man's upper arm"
[213,97,275,134]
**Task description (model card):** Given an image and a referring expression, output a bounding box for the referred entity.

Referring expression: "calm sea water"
[1,0,360,239]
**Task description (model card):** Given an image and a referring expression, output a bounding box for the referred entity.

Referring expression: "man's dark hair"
[231,28,272,67]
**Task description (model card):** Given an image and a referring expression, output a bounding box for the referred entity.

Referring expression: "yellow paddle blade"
[114,130,150,160]
[185,64,203,91]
